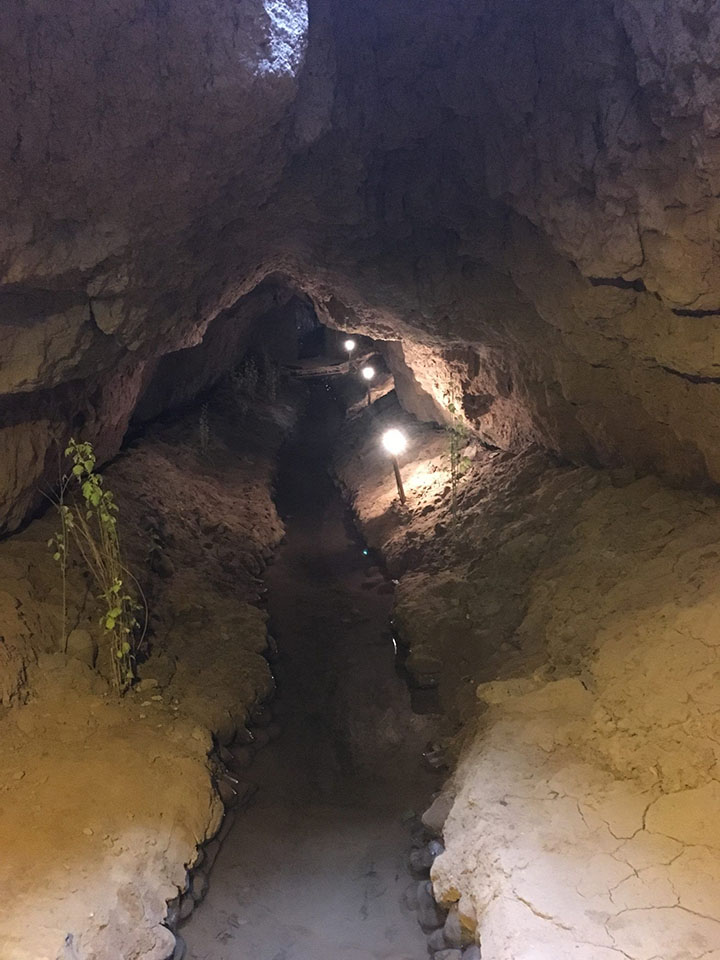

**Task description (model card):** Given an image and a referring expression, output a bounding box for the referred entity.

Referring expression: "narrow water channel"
[184,384,439,960]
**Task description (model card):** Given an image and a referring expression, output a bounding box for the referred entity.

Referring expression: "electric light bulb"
[382,428,407,456]
[361,365,375,381]
[344,338,356,353]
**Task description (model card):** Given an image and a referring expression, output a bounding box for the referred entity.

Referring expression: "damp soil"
[183,383,441,960]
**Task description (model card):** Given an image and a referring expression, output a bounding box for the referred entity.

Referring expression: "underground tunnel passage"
[2,2,720,959]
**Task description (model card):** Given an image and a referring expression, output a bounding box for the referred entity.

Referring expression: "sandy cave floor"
[183,383,441,960]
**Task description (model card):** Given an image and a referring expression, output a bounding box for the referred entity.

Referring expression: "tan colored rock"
[422,793,455,838]
[65,629,97,668]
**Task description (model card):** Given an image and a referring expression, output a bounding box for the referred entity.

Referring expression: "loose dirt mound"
[0,388,295,960]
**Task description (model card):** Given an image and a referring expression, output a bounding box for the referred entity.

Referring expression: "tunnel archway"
[2,2,720,958]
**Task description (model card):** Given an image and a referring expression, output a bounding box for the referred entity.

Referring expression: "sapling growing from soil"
[50,439,145,691]
[47,476,71,653]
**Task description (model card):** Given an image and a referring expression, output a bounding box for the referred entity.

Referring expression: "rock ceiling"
[3,0,720,529]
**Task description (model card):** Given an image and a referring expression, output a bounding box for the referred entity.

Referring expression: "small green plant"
[447,393,471,522]
[199,402,210,454]
[50,439,143,691]
[47,478,71,652]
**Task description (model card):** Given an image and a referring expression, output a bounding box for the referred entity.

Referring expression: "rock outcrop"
[336,396,720,960]
[0,0,309,530]
[5,0,720,529]
[303,0,720,484]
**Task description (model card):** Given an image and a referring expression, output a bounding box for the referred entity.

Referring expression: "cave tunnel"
[1,2,720,959]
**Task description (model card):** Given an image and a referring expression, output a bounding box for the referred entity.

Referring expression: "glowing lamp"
[382,428,407,456]
[344,338,356,354]
[360,365,376,407]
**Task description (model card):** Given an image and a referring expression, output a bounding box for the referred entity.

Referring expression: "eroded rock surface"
[5,1,720,529]
[4,2,720,957]
[337,397,720,960]
[0,385,294,959]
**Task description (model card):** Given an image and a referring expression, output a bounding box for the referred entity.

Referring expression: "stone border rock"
[402,791,481,959]
[160,634,282,959]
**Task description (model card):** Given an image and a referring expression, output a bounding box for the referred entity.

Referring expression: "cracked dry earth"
[336,401,720,960]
